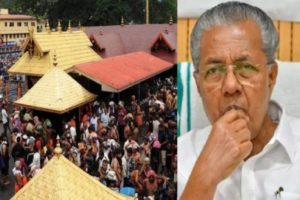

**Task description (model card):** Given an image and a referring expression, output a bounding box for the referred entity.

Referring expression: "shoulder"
[178,126,211,158]
[178,126,212,197]
[286,114,300,128]
[283,114,300,143]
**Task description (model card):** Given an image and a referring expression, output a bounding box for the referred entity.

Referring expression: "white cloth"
[122,156,127,177]
[178,101,300,200]
[101,112,110,127]
[1,108,8,124]
[90,116,98,131]
[12,168,22,176]
[31,152,40,169]
[152,120,160,139]
[70,126,76,142]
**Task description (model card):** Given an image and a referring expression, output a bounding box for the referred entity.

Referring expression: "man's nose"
[221,68,242,97]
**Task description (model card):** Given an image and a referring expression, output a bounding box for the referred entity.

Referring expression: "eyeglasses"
[199,62,261,84]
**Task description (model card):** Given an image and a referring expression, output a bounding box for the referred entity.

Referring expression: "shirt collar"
[268,100,297,163]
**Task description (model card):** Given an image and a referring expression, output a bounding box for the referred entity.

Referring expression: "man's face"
[102,161,108,170]
[194,20,278,139]
[149,176,155,183]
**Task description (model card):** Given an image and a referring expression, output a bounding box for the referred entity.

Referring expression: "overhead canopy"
[11,147,132,200]
[8,30,101,76]
[14,66,96,114]
[74,52,173,93]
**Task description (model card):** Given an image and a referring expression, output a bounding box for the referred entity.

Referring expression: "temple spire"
[78,21,83,30]
[54,135,62,156]
[121,16,124,27]
[67,20,72,32]
[57,19,62,33]
[46,19,50,33]
[169,16,173,25]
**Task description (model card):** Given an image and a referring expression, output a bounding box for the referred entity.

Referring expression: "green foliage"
[1,0,176,26]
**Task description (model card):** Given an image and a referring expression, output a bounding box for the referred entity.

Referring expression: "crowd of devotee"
[0,52,21,82]
[0,52,21,69]
[0,75,177,200]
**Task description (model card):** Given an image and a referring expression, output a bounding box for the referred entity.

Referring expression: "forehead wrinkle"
[204,52,252,65]
[227,53,252,64]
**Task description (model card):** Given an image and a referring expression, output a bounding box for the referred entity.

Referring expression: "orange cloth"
[135,114,143,127]
[15,176,28,193]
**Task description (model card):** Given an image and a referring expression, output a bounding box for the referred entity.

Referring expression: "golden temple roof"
[10,146,132,200]
[8,29,101,76]
[14,60,96,114]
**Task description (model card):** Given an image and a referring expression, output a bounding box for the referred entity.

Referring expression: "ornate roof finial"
[99,29,103,35]
[169,16,173,25]
[52,51,58,67]
[78,20,83,30]
[44,20,48,32]
[57,19,62,33]
[46,19,51,33]
[28,28,34,57]
[54,135,62,156]
[67,20,72,32]
[28,26,34,38]
[164,27,168,34]
[121,16,124,27]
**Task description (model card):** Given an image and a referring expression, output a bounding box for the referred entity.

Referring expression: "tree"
[1,0,177,26]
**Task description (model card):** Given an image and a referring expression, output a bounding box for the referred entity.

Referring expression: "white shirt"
[101,112,109,127]
[178,101,300,200]
[31,152,41,169]
[153,120,160,138]
[90,116,98,131]
[70,126,76,142]
[2,108,8,124]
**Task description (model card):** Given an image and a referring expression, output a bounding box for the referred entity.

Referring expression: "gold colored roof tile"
[8,52,52,76]
[14,66,96,114]
[8,30,101,76]
[11,153,132,200]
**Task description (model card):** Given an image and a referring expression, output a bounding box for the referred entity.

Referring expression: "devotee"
[1,104,10,137]
[0,136,10,185]
[4,75,177,200]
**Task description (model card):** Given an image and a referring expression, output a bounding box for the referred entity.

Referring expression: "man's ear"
[268,61,278,92]
[193,71,202,97]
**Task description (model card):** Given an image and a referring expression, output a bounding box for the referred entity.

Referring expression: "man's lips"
[223,104,248,115]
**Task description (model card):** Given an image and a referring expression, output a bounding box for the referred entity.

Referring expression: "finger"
[239,140,253,159]
[234,127,251,143]
[220,109,249,124]
[229,118,248,132]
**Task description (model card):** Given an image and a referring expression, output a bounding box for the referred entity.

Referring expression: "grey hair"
[191,1,279,72]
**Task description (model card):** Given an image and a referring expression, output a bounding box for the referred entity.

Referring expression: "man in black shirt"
[11,136,25,162]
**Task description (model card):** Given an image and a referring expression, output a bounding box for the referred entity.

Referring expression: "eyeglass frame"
[194,61,274,84]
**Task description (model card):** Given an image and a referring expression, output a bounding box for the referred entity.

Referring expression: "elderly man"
[178,1,300,200]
